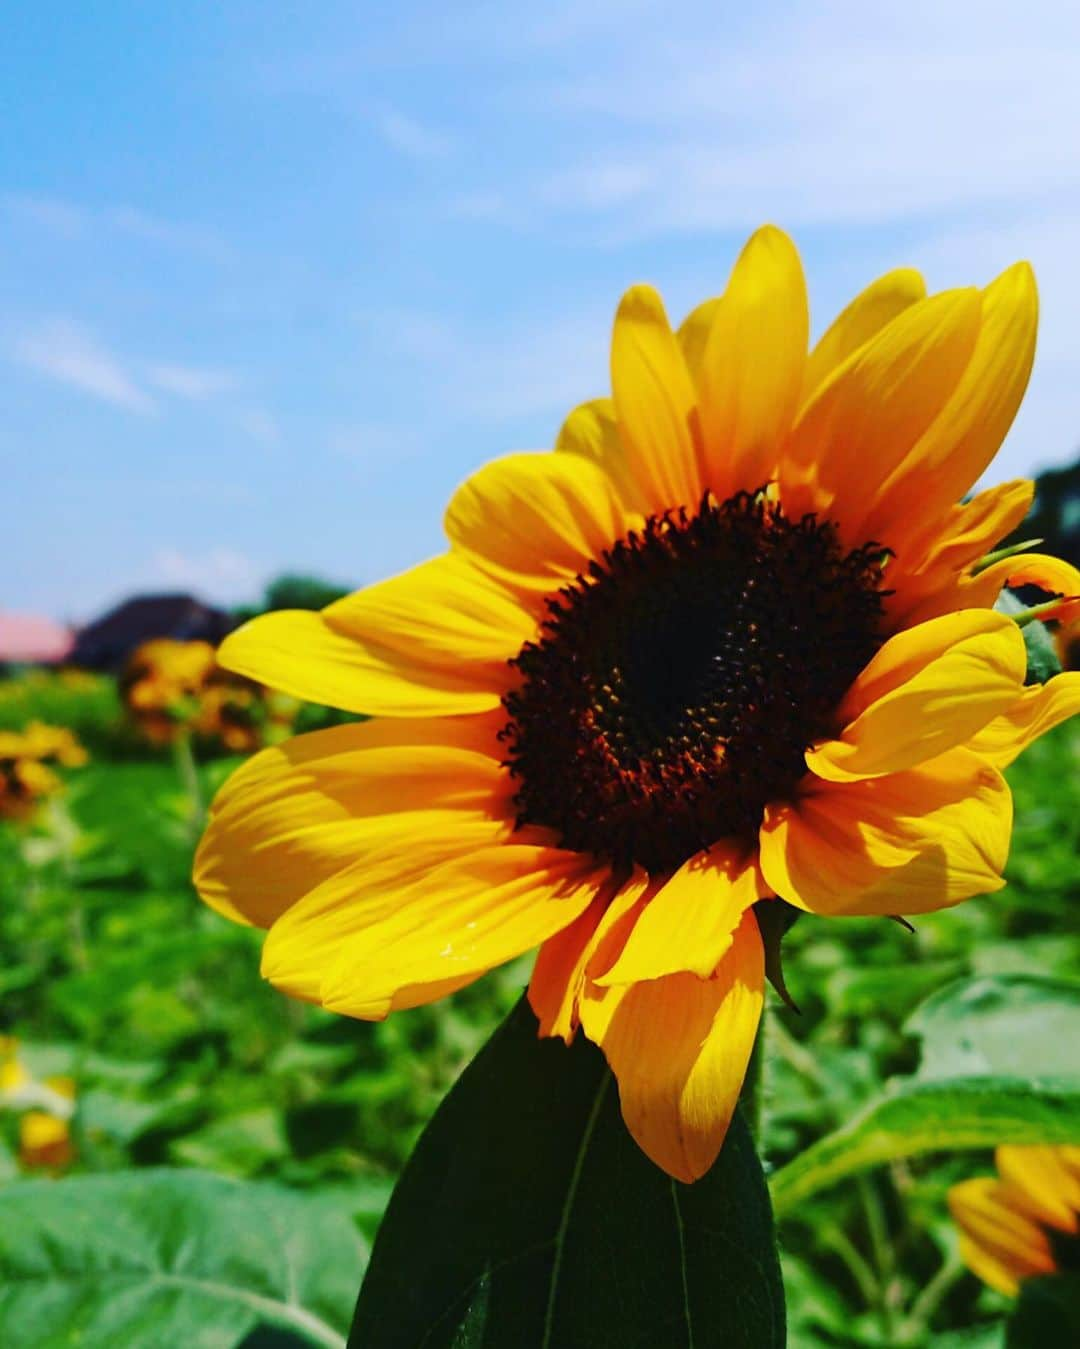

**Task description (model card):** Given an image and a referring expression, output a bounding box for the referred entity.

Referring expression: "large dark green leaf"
[1006,1273,1080,1346]
[350,995,783,1349]
[0,1169,366,1348]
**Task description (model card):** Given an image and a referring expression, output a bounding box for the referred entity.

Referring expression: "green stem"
[1012,597,1073,627]
[172,728,205,833]
[820,1221,880,1309]
[895,1251,966,1344]
[857,1173,897,1341]
[972,537,1044,572]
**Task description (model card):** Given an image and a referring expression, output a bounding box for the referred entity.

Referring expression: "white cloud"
[469,0,1080,237]
[375,109,454,159]
[3,194,225,258]
[360,303,610,430]
[3,194,86,237]
[910,209,1080,484]
[145,363,239,400]
[13,322,246,417]
[149,547,263,603]
[328,422,425,467]
[15,319,156,414]
[234,406,281,446]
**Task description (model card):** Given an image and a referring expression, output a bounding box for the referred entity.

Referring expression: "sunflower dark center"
[501,490,890,873]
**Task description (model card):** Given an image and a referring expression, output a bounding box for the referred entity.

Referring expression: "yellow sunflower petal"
[264,843,609,1020]
[887,478,1036,621]
[445,449,635,594]
[324,552,535,677]
[554,397,646,511]
[968,673,1080,768]
[610,284,703,512]
[596,845,760,984]
[956,552,1080,613]
[949,1177,1054,1296]
[696,225,808,498]
[996,1146,1080,1234]
[580,909,764,1184]
[760,748,1011,916]
[865,261,1038,540]
[801,268,926,405]
[218,609,503,716]
[807,611,1026,782]
[676,296,720,386]
[528,870,650,1043]
[194,714,510,928]
[781,287,982,536]
[904,551,1080,627]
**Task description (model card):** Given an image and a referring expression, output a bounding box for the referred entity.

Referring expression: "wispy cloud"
[362,304,608,424]
[375,108,454,159]
[149,546,263,603]
[234,406,281,446]
[145,364,239,400]
[3,194,226,258]
[13,319,252,421]
[420,0,1080,238]
[15,319,156,414]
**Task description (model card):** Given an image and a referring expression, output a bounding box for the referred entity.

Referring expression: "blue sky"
[5,0,1080,621]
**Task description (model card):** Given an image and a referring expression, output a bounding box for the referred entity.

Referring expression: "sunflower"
[949,1145,1080,1296]
[195,227,1080,1183]
[120,638,265,751]
[0,721,87,821]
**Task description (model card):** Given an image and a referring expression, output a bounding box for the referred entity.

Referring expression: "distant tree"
[261,573,352,612]
[230,573,353,625]
[1007,456,1080,566]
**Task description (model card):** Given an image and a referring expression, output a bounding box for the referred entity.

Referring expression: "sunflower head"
[195,227,1080,1182]
[949,1146,1080,1296]
[0,721,87,820]
[121,637,265,751]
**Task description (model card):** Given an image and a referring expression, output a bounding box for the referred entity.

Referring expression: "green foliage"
[0,668,124,754]
[772,1076,1080,1218]
[231,573,353,624]
[0,1169,366,1347]
[0,668,1077,1347]
[771,974,1080,1215]
[351,997,783,1349]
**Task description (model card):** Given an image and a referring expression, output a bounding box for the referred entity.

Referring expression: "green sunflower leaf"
[1006,1272,1080,1346]
[994,589,1063,684]
[769,974,1080,1216]
[0,1168,366,1348]
[349,995,784,1349]
[769,1075,1080,1216]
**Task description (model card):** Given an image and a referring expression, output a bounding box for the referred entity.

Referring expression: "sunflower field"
[1,651,1077,1347]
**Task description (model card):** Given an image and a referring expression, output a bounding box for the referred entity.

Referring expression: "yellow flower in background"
[120,637,268,752]
[0,1036,26,1092]
[19,1076,76,1170]
[195,226,1080,1183]
[120,638,219,744]
[0,1039,76,1171]
[950,1146,1080,1295]
[0,721,87,820]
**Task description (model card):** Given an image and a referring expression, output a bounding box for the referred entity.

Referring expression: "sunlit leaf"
[770,975,1080,1215]
[0,1169,365,1348]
